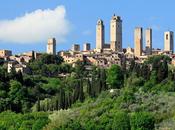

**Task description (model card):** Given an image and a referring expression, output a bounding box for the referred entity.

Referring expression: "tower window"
[166,34,168,40]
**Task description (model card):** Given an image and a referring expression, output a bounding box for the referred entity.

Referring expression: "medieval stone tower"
[164,31,174,53]
[47,38,56,55]
[134,27,143,57]
[145,28,152,55]
[96,19,105,51]
[110,14,122,52]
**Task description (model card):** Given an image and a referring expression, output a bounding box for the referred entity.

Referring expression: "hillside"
[0,54,175,129]
[44,88,175,130]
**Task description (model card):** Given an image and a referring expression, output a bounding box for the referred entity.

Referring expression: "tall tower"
[72,44,80,52]
[134,27,143,57]
[145,28,152,55]
[164,31,174,53]
[47,38,56,55]
[96,19,105,50]
[110,14,122,52]
[83,43,91,51]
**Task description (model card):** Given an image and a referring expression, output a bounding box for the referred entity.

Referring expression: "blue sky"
[0,0,175,54]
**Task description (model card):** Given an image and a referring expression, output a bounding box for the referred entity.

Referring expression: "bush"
[0,111,49,130]
[32,118,49,130]
[130,112,155,130]
[112,111,130,130]
[61,120,83,130]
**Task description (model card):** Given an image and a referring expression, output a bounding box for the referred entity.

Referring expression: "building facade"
[134,27,143,57]
[145,28,152,55]
[47,38,56,55]
[110,14,122,52]
[164,31,174,53]
[96,19,105,51]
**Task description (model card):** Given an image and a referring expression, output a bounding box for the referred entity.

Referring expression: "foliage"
[107,65,124,89]
[112,111,130,130]
[0,111,49,130]
[0,55,175,129]
[130,112,155,130]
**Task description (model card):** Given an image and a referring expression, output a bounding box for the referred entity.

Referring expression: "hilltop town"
[1,14,175,74]
[1,14,175,130]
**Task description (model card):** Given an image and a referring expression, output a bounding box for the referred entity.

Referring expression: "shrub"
[112,111,130,130]
[130,112,155,130]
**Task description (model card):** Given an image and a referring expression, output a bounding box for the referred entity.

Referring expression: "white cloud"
[0,5,71,44]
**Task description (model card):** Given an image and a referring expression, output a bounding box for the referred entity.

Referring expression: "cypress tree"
[87,78,92,96]
[36,98,40,112]
[79,79,85,102]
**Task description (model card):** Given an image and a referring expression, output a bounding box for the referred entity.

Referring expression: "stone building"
[7,61,29,73]
[0,50,12,57]
[110,14,122,52]
[164,31,174,53]
[72,44,80,52]
[22,51,41,59]
[96,19,105,51]
[83,43,91,51]
[145,28,152,55]
[47,38,56,55]
[134,27,143,57]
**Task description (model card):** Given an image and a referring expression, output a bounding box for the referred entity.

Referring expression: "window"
[166,34,169,40]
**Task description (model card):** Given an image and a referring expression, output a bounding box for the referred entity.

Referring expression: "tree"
[74,60,85,78]
[59,88,65,109]
[15,70,23,84]
[143,71,157,91]
[41,65,48,76]
[107,65,124,89]
[60,63,72,73]
[140,64,150,80]
[87,78,92,96]
[0,67,7,82]
[39,54,63,65]
[145,55,171,82]
[36,98,40,112]
[8,80,26,112]
[79,79,85,102]
[129,59,135,72]
[157,60,168,82]
[100,69,107,91]
[0,81,7,98]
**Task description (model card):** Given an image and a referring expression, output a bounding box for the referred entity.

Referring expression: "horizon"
[0,0,175,54]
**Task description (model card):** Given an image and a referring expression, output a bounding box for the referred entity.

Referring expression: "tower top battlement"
[48,38,56,45]
[97,19,104,25]
[111,14,122,22]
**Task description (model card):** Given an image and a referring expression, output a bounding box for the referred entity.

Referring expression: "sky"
[0,0,175,54]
